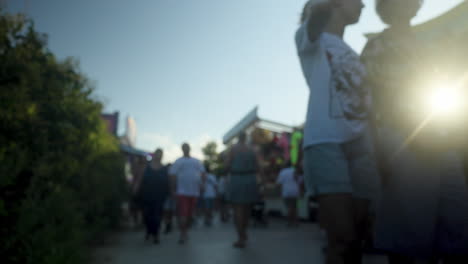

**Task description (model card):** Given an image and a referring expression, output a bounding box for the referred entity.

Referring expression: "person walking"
[136,149,170,244]
[225,132,261,248]
[201,167,218,226]
[361,0,468,262]
[162,163,176,235]
[276,163,303,227]
[217,174,230,222]
[169,143,206,244]
[295,0,381,263]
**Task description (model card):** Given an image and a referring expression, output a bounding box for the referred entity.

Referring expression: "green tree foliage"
[202,141,225,175]
[0,12,127,264]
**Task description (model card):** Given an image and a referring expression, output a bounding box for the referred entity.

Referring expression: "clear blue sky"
[6,0,465,161]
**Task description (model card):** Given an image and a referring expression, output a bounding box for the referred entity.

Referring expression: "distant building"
[101,111,148,158]
[120,116,137,147]
[223,106,295,146]
[119,115,150,157]
[101,111,119,136]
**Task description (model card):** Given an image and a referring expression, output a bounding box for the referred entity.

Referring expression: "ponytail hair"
[299,0,328,24]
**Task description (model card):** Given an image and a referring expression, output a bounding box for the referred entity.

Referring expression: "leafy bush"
[0,12,127,264]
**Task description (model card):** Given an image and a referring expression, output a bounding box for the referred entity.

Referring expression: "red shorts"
[177,195,198,218]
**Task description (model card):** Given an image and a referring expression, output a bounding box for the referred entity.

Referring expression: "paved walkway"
[93,218,387,264]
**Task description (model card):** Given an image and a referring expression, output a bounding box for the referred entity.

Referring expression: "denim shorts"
[303,133,380,202]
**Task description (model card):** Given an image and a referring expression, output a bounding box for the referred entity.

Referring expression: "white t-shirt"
[277,167,302,198]
[169,157,205,197]
[295,21,369,148]
[203,174,218,199]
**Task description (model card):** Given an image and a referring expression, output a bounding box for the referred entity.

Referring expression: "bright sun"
[428,86,462,115]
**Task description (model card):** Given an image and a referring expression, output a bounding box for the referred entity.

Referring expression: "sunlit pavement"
[93,218,387,264]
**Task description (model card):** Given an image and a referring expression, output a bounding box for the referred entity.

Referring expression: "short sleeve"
[295,20,320,55]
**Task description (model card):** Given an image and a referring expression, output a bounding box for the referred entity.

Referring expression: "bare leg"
[219,197,226,222]
[178,216,188,243]
[242,204,251,240]
[233,204,247,248]
[234,205,243,237]
[174,196,187,243]
[163,210,173,234]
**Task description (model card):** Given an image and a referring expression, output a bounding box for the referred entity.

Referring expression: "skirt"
[227,174,259,204]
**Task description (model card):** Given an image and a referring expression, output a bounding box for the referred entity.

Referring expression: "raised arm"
[305,2,333,42]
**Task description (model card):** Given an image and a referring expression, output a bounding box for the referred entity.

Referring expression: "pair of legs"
[162,198,175,234]
[193,198,214,226]
[284,197,299,227]
[252,201,268,227]
[303,134,380,264]
[318,194,371,264]
[142,201,164,244]
[163,210,174,234]
[232,203,251,248]
[194,199,204,224]
[219,196,230,222]
[177,195,197,244]
[203,198,215,226]
[129,197,141,228]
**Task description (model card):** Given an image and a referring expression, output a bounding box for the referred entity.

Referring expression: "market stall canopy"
[223,106,294,145]
[119,144,150,157]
